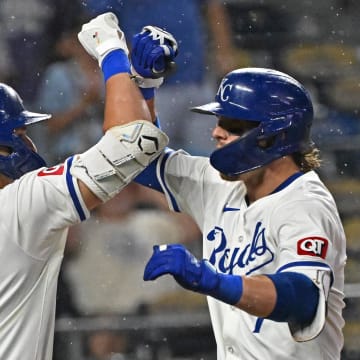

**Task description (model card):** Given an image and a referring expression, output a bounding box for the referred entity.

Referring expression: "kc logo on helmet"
[217,77,233,102]
[297,237,328,259]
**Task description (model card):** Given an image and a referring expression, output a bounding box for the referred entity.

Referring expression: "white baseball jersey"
[0,157,89,360]
[154,149,346,360]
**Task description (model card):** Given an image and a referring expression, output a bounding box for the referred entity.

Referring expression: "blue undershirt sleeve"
[266,272,319,327]
[134,116,166,192]
[134,158,163,192]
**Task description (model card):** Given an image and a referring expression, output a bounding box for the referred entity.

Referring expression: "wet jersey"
[153,150,346,360]
[0,157,89,360]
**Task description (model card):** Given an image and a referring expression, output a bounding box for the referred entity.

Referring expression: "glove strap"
[139,88,155,100]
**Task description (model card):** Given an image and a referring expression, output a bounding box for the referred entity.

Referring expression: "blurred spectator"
[80,0,238,155]
[65,182,202,316]
[223,0,291,50]
[33,27,104,165]
[85,331,127,360]
[0,35,12,84]
[312,108,360,179]
[0,0,86,104]
[63,182,203,359]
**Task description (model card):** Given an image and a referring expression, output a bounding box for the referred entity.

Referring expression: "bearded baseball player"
[0,13,169,359]
[118,21,344,360]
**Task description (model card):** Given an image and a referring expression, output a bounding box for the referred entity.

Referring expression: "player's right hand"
[78,12,129,66]
[143,244,219,293]
[144,244,243,305]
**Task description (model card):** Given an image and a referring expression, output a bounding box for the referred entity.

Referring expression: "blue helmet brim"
[190,102,222,116]
[22,110,51,125]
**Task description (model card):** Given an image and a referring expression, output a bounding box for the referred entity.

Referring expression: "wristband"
[101,49,130,81]
[202,260,243,305]
[211,272,243,305]
[140,87,155,100]
[153,116,161,129]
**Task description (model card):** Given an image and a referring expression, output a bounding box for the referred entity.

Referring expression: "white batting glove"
[78,12,129,66]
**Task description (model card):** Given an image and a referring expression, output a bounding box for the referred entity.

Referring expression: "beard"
[220,167,265,187]
[219,173,240,182]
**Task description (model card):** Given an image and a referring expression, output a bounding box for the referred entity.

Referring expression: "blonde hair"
[292,148,321,173]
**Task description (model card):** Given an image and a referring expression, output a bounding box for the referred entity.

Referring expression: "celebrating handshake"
[78,12,178,92]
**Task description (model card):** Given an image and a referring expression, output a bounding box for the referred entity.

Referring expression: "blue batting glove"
[144,244,243,305]
[131,26,178,79]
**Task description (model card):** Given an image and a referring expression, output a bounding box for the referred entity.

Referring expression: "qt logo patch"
[297,237,328,259]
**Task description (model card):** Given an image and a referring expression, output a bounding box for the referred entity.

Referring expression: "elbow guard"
[71,120,168,201]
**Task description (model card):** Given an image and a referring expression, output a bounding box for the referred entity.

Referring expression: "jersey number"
[38,165,64,176]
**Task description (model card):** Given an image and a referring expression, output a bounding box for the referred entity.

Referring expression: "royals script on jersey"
[0,157,89,359]
[154,149,346,360]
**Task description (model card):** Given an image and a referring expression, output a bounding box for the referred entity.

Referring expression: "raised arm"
[130,25,178,123]
[205,1,238,77]
[71,13,169,209]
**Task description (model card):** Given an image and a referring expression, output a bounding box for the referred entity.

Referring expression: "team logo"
[216,77,233,102]
[297,237,328,259]
[207,222,274,275]
[92,31,100,45]
[38,164,64,177]
[138,135,159,155]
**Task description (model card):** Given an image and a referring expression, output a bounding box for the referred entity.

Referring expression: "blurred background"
[1,0,360,359]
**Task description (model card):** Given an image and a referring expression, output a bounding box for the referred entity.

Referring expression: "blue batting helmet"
[0,83,51,179]
[191,68,314,176]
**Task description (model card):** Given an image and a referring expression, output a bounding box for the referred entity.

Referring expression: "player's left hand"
[144,244,219,293]
[131,26,178,83]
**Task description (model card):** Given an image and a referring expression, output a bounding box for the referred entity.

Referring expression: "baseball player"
[0,13,169,359]
[129,24,345,359]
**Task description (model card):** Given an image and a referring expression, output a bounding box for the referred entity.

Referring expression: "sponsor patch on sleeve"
[37,164,64,177]
[297,237,329,259]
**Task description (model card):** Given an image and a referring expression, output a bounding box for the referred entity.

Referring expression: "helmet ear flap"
[0,83,50,179]
[257,134,277,149]
[0,134,46,179]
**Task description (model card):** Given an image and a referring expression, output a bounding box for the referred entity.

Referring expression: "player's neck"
[0,148,13,188]
[244,156,301,204]
[0,173,12,188]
